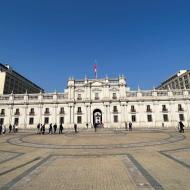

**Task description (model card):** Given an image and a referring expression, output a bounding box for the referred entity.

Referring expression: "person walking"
[74,123,77,133]
[37,123,40,134]
[0,124,2,135]
[49,123,53,134]
[15,125,18,133]
[13,125,16,133]
[53,123,57,134]
[42,124,45,135]
[129,122,133,131]
[59,123,63,134]
[178,121,185,133]
[86,123,88,129]
[2,125,6,134]
[9,124,12,133]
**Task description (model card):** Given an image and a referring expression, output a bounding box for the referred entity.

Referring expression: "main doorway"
[93,109,102,127]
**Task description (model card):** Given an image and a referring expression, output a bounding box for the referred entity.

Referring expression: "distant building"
[0,63,44,94]
[157,70,190,90]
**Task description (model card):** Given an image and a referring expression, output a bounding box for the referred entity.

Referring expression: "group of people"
[36,123,64,134]
[0,124,18,135]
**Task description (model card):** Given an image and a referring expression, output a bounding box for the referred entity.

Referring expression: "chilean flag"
[93,64,97,79]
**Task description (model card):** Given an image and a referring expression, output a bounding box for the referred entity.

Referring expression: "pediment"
[90,81,105,87]
[75,88,84,92]
[92,87,102,92]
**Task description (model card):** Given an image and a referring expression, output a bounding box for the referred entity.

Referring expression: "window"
[179,114,185,121]
[77,116,82,124]
[147,115,152,122]
[29,108,35,115]
[178,104,184,111]
[14,118,19,126]
[146,105,152,112]
[112,93,117,99]
[162,105,168,112]
[0,118,4,125]
[163,114,168,122]
[44,117,49,124]
[45,108,49,114]
[29,118,34,125]
[113,106,118,113]
[131,105,136,112]
[60,117,64,124]
[60,107,65,114]
[131,115,136,122]
[77,94,82,100]
[1,109,5,116]
[114,115,118,123]
[15,109,20,115]
[95,93,99,100]
[77,107,82,113]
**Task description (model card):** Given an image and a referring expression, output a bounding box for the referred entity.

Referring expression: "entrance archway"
[93,109,102,127]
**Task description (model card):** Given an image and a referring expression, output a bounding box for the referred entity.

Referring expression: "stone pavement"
[0,127,190,190]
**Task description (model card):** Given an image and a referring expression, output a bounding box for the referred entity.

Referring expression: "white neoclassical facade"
[0,75,190,129]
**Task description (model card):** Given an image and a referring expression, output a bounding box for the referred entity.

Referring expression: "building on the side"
[157,70,190,90]
[0,63,44,94]
[0,75,189,129]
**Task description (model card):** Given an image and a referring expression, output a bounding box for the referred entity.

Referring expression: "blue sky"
[0,0,190,91]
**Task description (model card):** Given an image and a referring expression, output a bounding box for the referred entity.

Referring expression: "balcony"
[59,110,65,114]
[112,96,117,100]
[14,111,20,116]
[44,111,50,115]
[29,112,35,116]
[162,108,168,112]
[113,109,118,113]
[146,109,152,112]
[178,108,184,112]
[0,112,5,116]
[94,97,100,100]
[130,109,136,113]
[77,111,82,115]
[77,97,82,101]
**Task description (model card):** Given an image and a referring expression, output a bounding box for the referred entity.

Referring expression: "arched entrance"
[93,109,102,127]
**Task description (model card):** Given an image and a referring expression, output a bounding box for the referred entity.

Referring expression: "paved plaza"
[0,128,190,190]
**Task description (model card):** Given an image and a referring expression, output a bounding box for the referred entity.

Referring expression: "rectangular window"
[60,107,65,114]
[60,117,64,124]
[113,106,118,113]
[77,116,82,124]
[0,118,4,125]
[1,109,5,116]
[15,108,20,115]
[77,94,82,100]
[163,114,168,122]
[147,115,152,122]
[179,114,185,121]
[29,118,34,125]
[162,105,167,112]
[114,115,118,123]
[45,108,49,114]
[131,105,136,112]
[112,93,117,99]
[131,115,136,122]
[44,117,49,124]
[146,105,152,112]
[29,108,35,115]
[178,104,184,111]
[95,93,99,100]
[77,107,82,113]
[14,118,19,126]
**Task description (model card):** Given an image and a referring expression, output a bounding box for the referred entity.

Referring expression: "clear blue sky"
[0,0,190,91]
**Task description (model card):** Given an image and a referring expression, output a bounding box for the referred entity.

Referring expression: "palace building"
[0,75,189,128]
